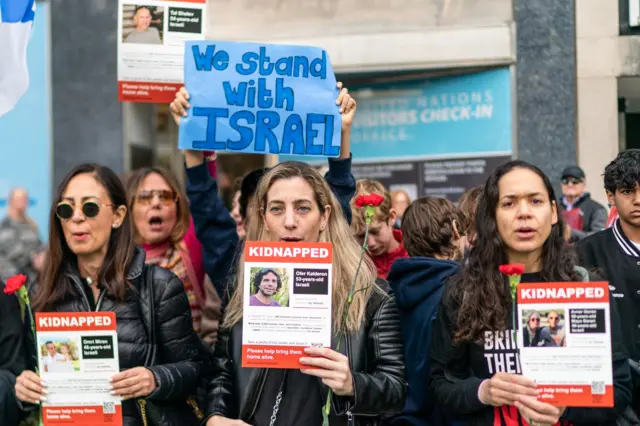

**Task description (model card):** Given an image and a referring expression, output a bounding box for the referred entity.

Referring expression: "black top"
[252,369,322,426]
[576,222,640,361]
[429,272,631,426]
[40,248,212,426]
[0,280,32,426]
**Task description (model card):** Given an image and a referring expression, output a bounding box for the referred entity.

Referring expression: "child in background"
[351,179,408,278]
[389,197,464,426]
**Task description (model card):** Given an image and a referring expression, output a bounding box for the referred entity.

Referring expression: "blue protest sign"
[178,41,342,157]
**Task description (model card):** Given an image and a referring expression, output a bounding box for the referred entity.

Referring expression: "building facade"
[0,0,636,235]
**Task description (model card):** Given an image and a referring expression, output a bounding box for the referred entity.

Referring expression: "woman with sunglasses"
[14,164,211,426]
[429,160,631,426]
[125,165,236,334]
[522,311,555,348]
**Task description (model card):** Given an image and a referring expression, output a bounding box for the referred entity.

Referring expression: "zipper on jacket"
[94,290,106,311]
[346,409,354,426]
[71,275,105,312]
[345,334,357,423]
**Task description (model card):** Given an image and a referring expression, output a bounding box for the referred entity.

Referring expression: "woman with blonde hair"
[199,158,406,426]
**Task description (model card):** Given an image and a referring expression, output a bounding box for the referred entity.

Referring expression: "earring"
[112,224,118,229]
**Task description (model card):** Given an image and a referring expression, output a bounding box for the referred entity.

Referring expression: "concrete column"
[51,0,123,188]
[514,0,578,195]
[575,0,620,207]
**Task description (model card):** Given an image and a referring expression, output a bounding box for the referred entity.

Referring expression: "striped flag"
[0,0,36,117]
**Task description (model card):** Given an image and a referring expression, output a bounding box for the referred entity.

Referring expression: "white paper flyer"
[517,281,613,407]
[36,312,122,426]
[242,241,333,368]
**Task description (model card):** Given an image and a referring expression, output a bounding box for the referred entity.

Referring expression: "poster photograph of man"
[249,267,290,307]
[39,337,81,373]
[122,4,164,44]
[522,309,567,348]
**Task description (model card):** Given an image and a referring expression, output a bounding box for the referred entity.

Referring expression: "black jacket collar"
[612,219,640,258]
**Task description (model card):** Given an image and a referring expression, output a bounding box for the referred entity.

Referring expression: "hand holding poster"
[178,41,342,157]
[242,241,332,368]
[36,312,122,426]
[517,282,613,407]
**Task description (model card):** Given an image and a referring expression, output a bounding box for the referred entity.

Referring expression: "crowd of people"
[1,83,640,426]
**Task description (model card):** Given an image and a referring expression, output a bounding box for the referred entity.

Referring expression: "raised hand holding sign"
[178,41,342,158]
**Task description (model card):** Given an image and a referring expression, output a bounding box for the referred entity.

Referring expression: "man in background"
[390,189,412,229]
[0,188,44,287]
[558,165,607,242]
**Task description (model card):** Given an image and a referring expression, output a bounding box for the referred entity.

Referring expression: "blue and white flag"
[0,0,35,117]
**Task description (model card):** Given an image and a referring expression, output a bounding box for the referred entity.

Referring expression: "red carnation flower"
[355,193,384,209]
[368,193,384,207]
[499,264,525,276]
[4,274,27,295]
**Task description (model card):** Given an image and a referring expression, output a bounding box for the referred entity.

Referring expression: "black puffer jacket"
[204,282,407,426]
[39,248,212,426]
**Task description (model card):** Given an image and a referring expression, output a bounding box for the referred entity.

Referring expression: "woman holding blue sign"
[170,82,358,310]
[202,161,406,426]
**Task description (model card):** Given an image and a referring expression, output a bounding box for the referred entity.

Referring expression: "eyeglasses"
[561,177,582,185]
[136,190,177,205]
[530,318,540,323]
[56,201,113,220]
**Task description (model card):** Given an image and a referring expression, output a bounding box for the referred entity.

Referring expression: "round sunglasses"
[56,201,113,220]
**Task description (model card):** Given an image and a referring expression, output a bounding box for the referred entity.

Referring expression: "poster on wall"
[351,155,511,203]
[117,0,207,103]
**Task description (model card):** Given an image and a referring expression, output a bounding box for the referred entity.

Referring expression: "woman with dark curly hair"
[429,160,631,426]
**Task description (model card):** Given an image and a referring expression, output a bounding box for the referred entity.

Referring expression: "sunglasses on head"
[136,189,177,205]
[561,177,582,185]
[56,201,112,220]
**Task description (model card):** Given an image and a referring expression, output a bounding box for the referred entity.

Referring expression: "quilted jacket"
[38,247,212,426]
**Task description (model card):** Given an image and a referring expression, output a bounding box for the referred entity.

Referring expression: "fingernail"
[40,396,47,402]
[40,380,47,387]
[108,377,113,383]
[34,399,40,405]
[108,385,113,390]
[42,389,49,395]
[110,391,117,396]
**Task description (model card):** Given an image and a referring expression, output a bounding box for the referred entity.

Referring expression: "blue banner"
[178,41,342,157]
[281,68,512,163]
[0,1,50,240]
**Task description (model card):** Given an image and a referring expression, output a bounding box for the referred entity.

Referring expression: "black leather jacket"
[38,247,212,426]
[205,283,407,426]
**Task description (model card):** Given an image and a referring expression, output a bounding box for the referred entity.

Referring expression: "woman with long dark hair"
[14,164,211,426]
[429,160,631,425]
